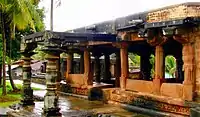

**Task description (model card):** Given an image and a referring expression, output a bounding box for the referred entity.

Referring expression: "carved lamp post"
[21,51,35,106]
[42,46,62,116]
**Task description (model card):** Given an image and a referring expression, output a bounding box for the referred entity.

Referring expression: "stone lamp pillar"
[21,51,35,106]
[42,47,61,116]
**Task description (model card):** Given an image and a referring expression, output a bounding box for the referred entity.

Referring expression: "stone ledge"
[108,101,186,117]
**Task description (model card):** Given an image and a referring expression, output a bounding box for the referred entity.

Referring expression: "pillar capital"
[147,36,168,46]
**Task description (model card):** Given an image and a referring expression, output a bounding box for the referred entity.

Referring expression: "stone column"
[84,49,93,86]
[43,53,61,116]
[66,52,73,78]
[21,52,34,106]
[94,55,101,83]
[115,51,121,87]
[140,53,151,80]
[182,43,195,101]
[120,45,128,90]
[176,57,184,83]
[80,52,84,74]
[102,53,111,83]
[153,45,164,94]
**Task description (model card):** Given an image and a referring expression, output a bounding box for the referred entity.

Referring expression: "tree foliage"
[0,0,45,95]
[165,55,176,78]
[128,53,140,67]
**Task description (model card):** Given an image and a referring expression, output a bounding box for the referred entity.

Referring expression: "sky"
[39,0,200,32]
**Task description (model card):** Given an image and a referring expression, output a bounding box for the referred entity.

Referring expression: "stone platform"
[101,88,200,116]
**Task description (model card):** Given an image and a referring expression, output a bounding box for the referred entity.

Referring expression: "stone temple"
[11,2,200,117]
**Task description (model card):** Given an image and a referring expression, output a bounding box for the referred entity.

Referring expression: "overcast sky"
[39,0,199,31]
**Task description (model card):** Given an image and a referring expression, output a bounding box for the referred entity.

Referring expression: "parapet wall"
[147,3,200,23]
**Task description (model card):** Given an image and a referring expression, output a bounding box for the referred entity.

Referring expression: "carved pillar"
[21,52,35,106]
[115,51,121,87]
[140,53,151,80]
[182,43,195,101]
[66,52,73,79]
[120,45,128,90]
[43,52,61,116]
[94,55,101,83]
[80,52,84,74]
[102,53,111,83]
[56,56,61,92]
[84,49,93,86]
[153,45,164,94]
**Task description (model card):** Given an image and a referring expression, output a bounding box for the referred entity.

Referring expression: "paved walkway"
[13,80,46,89]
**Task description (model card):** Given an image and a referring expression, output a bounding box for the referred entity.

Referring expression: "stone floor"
[7,90,149,117]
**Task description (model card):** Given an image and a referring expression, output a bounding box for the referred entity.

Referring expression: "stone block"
[160,83,183,98]
[126,79,153,93]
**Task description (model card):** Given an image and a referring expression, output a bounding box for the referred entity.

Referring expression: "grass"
[0,82,42,107]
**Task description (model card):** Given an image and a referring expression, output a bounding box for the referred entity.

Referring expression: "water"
[60,95,150,117]
[9,81,149,117]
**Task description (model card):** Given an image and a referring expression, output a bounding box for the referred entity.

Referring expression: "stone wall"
[147,3,200,23]
[160,83,183,98]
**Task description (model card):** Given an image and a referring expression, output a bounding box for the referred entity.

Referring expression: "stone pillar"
[182,43,195,101]
[84,49,93,86]
[103,53,111,83]
[120,46,128,90]
[94,55,101,83]
[66,52,73,78]
[80,52,84,74]
[115,51,121,87]
[43,53,61,116]
[176,57,184,83]
[21,52,34,106]
[153,45,164,94]
[140,53,151,80]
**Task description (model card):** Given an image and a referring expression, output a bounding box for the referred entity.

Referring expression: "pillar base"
[153,78,162,94]
[183,84,193,101]
[44,95,61,116]
[43,108,61,117]
[21,88,34,106]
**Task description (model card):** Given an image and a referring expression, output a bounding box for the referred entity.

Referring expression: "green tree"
[128,53,140,67]
[0,34,2,85]
[0,0,44,95]
[165,56,176,78]
[149,54,155,78]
